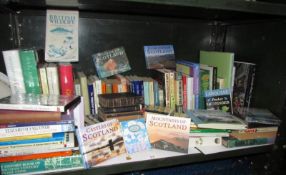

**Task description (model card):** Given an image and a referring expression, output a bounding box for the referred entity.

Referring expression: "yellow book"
[77,71,90,116]
[0,133,52,142]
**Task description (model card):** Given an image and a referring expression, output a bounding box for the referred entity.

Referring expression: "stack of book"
[97,92,144,121]
[0,94,84,175]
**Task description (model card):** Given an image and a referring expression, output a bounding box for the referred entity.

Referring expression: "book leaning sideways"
[45,10,79,62]
[76,119,126,168]
[0,93,80,112]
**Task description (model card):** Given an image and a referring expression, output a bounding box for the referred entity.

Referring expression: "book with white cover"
[45,10,79,62]
[2,49,26,94]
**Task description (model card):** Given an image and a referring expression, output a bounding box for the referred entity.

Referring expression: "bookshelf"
[0,0,285,174]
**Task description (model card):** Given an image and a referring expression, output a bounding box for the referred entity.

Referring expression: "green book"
[200,51,234,89]
[19,49,41,94]
[0,155,84,175]
[222,137,269,148]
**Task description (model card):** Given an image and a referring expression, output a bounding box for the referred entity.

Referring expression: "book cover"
[146,112,190,153]
[204,88,232,113]
[143,45,176,69]
[45,10,79,62]
[98,92,144,108]
[19,49,41,94]
[120,118,151,154]
[200,51,234,89]
[232,61,256,115]
[59,63,74,96]
[187,110,247,130]
[0,93,80,112]
[2,49,26,94]
[0,154,83,175]
[92,47,131,78]
[76,119,126,168]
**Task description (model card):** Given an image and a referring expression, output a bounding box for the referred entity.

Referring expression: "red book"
[59,63,74,96]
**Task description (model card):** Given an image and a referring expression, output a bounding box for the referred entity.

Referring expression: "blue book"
[0,132,66,146]
[87,81,95,115]
[120,118,151,154]
[153,80,160,106]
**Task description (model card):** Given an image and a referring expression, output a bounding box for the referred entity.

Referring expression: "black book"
[98,92,144,108]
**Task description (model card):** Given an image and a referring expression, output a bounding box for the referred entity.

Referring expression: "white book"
[39,64,49,94]
[0,124,75,138]
[2,49,26,94]
[187,76,194,110]
[45,10,79,62]
[46,63,60,95]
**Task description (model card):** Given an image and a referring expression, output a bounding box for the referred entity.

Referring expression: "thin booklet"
[45,10,79,62]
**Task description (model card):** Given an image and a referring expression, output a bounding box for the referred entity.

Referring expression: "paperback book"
[92,47,131,78]
[76,119,126,168]
[146,112,191,153]
[98,92,144,108]
[45,10,79,62]
[143,44,176,69]
[120,118,151,154]
[204,88,232,113]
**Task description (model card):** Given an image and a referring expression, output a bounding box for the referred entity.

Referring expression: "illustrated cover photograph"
[144,45,176,69]
[92,47,131,78]
[120,118,151,154]
[145,112,190,153]
[76,119,126,168]
[45,10,79,62]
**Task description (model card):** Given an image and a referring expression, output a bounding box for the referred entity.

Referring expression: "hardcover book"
[0,93,80,112]
[146,112,191,153]
[120,118,151,154]
[92,47,131,78]
[76,119,126,168]
[98,92,144,108]
[187,110,247,130]
[45,10,79,62]
[143,45,176,69]
[204,88,232,113]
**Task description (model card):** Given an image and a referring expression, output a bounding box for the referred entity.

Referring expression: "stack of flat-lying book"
[97,92,144,121]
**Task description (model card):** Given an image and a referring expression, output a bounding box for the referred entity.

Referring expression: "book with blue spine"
[45,10,79,62]
[87,80,95,115]
[204,88,232,113]
[144,45,176,69]
[120,118,151,154]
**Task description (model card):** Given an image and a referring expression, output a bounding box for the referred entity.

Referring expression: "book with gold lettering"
[76,119,126,168]
[145,112,190,153]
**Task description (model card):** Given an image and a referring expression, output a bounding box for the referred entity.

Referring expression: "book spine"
[0,133,52,142]
[149,80,154,106]
[165,72,170,108]
[78,72,90,116]
[19,49,41,94]
[153,80,160,106]
[2,49,26,94]
[46,64,60,95]
[39,65,49,94]
[182,74,187,112]
[244,64,256,108]
[0,155,83,175]
[59,63,74,96]
[212,66,218,89]
[169,71,175,111]
[189,136,222,147]
[143,81,150,106]
[222,137,269,148]
[0,124,75,138]
[99,105,141,113]
[88,82,95,115]
[187,76,194,110]
[175,74,183,113]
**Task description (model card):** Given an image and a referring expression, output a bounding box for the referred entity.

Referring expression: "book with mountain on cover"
[0,154,83,175]
[92,47,131,78]
[232,61,256,115]
[146,112,191,153]
[200,51,234,89]
[143,44,176,69]
[204,88,232,113]
[98,92,144,108]
[45,10,79,62]
[0,93,80,112]
[187,110,247,130]
[120,118,151,154]
[76,119,126,168]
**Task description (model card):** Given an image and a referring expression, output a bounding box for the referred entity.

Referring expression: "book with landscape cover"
[45,10,79,62]
[98,92,144,108]
[146,112,190,153]
[204,88,232,113]
[200,51,234,89]
[120,118,151,154]
[76,119,126,168]
[0,93,80,112]
[143,44,176,69]
[187,110,247,130]
[92,47,131,78]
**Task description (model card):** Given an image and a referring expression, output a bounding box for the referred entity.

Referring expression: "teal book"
[200,51,234,89]
[120,118,151,154]
[0,155,84,175]
[19,49,41,94]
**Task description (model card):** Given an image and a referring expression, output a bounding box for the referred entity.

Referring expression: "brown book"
[0,110,61,124]
[98,108,143,120]
[98,92,144,108]
[230,129,277,140]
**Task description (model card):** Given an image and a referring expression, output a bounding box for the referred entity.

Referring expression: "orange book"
[101,81,106,94]
[0,150,72,163]
[0,110,61,124]
[112,82,119,93]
